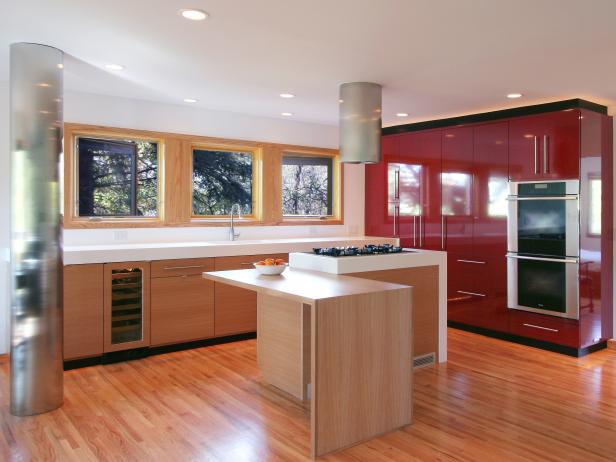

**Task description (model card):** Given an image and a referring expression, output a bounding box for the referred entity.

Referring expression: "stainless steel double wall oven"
[506,180,580,319]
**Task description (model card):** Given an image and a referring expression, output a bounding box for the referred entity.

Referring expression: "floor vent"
[413,352,436,369]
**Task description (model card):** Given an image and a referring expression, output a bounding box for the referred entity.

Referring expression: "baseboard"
[64,332,257,370]
[448,321,607,358]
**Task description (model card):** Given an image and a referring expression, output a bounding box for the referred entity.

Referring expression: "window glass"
[77,137,158,217]
[192,149,253,216]
[282,155,333,216]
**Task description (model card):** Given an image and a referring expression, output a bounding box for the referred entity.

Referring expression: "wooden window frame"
[280,150,343,224]
[63,125,165,228]
[63,123,343,228]
[190,143,263,223]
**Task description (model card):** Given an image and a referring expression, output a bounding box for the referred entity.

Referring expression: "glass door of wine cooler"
[103,261,151,352]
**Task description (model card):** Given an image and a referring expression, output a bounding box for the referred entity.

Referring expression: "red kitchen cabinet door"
[442,126,474,255]
[398,129,442,249]
[509,310,580,347]
[541,109,580,179]
[509,110,580,180]
[469,255,509,332]
[447,253,477,325]
[473,122,509,258]
[365,135,398,237]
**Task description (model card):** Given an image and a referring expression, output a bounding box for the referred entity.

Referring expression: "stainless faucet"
[229,203,241,241]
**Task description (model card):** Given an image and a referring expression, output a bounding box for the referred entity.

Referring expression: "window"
[192,147,255,216]
[76,137,158,217]
[282,154,333,216]
[589,177,601,235]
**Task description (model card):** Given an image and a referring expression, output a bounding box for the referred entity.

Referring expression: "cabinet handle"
[394,169,400,199]
[533,136,538,174]
[413,215,417,247]
[419,215,424,248]
[523,323,558,333]
[393,205,399,237]
[457,259,486,264]
[441,215,446,250]
[457,290,486,297]
[163,265,205,270]
[240,262,255,266]
[543,135,549,174]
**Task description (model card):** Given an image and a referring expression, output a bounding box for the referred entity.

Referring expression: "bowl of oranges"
[254,258,288,275]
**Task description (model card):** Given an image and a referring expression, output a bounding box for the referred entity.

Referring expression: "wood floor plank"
[2,329,616,461]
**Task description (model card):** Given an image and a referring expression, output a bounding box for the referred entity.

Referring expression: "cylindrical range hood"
[339,82,382,164]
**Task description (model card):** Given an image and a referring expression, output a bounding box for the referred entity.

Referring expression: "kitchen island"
[202,267,413,458]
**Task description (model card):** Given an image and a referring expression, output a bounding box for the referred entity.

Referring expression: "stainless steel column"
[9,43,64,416]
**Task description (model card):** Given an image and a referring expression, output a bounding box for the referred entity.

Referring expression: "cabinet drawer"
[214,253,288,271]
[509,311,579,347]
[151,275,215,346]
[151,258,214,278]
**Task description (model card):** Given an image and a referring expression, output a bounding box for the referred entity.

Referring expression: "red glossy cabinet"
[398,130,442,249]
[445,122,509,332]
[365,135,398,237]
[509,110,580,180]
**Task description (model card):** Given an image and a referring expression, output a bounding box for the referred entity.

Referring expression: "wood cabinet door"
[442,126,474,255]
[103,261,151,352]
[63,264,104,360]
[151,275,215,346]
[398,129,442,250]
[214,254,288,336]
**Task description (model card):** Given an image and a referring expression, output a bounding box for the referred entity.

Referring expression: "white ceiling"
[2,0,616,126]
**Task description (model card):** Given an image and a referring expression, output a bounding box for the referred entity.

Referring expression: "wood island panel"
[353,265,439,359]
[311,288,413,458]
[63,264,104,360]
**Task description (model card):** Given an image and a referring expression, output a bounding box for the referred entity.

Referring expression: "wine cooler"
[104,261,151,352]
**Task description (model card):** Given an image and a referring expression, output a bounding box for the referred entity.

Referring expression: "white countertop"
[288,248,446,274]
[62,236,398,265]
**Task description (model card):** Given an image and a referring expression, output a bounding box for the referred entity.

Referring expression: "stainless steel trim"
[543,135,549,174]
[457,259,486,264]
[9,43,64,416]
[413,215,417,247]
[441,215,446,249]
[507,254,579,319]
[508,179,580,196]
[523,323,558,333]
[533,136,538,174]
[393,205,398,237]
[507,196,577,201]
[339,82,382,163]
[506,254,578,264]
[394,169,400,199]
[419,215,424,247]
[163,265,205,270]
[457,290,486,297]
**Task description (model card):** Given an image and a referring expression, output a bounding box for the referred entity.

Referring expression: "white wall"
[0,83,365,353]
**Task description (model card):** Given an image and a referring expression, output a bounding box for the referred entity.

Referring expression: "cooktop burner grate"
[312,244,404,257]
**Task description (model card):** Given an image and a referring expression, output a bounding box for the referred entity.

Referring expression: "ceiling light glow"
[105,63,124,71]
[183,98,198,103]
[280,93,295,98]
[507,93,523,99]
[281,112,293,117]
[396,112,409,117]
[180,9,208,20]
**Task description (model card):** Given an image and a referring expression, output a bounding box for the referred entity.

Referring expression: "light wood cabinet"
[63,264,104,360]
[103,261,151,353]
[151,258,215,346]
[214,253,288,336]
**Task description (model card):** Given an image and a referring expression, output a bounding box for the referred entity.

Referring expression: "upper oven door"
[507,181,579,257]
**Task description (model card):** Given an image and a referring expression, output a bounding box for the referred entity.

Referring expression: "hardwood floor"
[2,329,616,461]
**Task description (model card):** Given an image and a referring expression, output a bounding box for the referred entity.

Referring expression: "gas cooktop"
[312,244,404,257]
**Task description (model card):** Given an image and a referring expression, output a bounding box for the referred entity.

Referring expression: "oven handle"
[506,254,578,264]
[506,196,578,201]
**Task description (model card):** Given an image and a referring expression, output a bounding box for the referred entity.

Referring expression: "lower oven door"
[507,254,579,320]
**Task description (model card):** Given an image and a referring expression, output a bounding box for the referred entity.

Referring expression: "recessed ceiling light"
[180,9,208,20]
[281,112,293,117]
[507,93,523,99]
[396,112,409,117]
[183,98,198,103]
[105,63,124,71]
[57,63,64,69]
[280,93,295,98]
